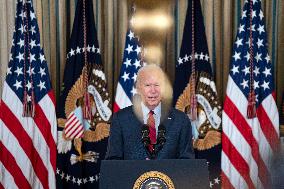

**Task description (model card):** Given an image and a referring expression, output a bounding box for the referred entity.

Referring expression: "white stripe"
[261,95,279,136]
[66,122,81,138]
[0,161,19,189]
[65,121,81,137]
[65,117,78,133]
[114,83,132,109]
[69,126,83,139]
[222,151,248,189]
[65,113,76,127]
[0,120,43,189]
[75,130,84,139]
[38,93,57,143]
[222,112,263,188]
[2,82,56,188]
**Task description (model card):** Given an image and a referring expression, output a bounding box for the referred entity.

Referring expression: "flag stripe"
[65,113,76,128]
[69,125,84,139]
[0,121,42,188]
[34,103,57,171]
[222,113,261,188]
[113,102,120,113]
[221,171,239,189]
[114,83,132,110]
[0,102,49,189]
[257,102,279,152]
[66,119,80,133]
[262,93,279,131]
[39,91,57,141]
[65,117,79,130]
[65,121,81,137]
[221,152,248,189]
[0,143,29,189]
[222,133,256,189]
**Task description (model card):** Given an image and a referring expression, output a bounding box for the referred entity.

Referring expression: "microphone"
[155,124,166,155]
[157,124,166,146]
[141,124,150,148]
[141,124,166,159]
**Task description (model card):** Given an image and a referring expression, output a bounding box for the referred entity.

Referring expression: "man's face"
[137,71,162,110]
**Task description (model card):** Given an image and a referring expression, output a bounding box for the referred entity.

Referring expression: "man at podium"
[106,64,194,160]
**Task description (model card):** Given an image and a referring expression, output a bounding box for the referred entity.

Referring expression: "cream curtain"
[1,0,284,108]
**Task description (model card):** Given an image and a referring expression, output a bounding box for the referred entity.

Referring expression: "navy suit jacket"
[105,106,194,160]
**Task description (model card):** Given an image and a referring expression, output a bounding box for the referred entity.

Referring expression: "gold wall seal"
[133,171,175,189]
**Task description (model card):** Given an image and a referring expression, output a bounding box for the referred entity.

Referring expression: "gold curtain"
[0,0,284,109]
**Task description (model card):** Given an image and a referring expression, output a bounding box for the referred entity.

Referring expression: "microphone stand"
[141,124,166,160]
[154,124,166,157]
[141,124,153,159]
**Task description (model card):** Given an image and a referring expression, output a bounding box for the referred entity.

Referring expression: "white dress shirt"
[141,102,161,137]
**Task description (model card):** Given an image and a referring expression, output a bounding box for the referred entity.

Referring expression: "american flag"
[0,0,57,189]
[173,0,222,188]
[64,108,84,139]
[221,0,280,188]
[113,29,142,112]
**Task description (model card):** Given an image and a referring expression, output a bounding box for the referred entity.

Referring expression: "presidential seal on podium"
[133,171,175,189]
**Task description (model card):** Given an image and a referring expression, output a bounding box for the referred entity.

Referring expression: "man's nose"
[150,85,156,92]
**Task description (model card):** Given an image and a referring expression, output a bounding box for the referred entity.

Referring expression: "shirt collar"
[141,102,161,117]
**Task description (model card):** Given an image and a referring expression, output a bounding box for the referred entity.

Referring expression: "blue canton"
[230,0,273,107]
[6,0,51,103]
[118,29,142,99]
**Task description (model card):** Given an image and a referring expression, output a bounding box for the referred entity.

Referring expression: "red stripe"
[0,142,31,189]
[221,171,235,189]
[272,91,276,99]
[47,90,56,107]
[113,102,120,113]
[222,133,256,189]
[65,115,77,130]
[70,126,84,138]
[67,124,83,138]
[34,103,57,172]
[65,116,78,132]
[224,95,271,187]
[65,120,80,136]
[0,101,49,189]
[257,104,280,153]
